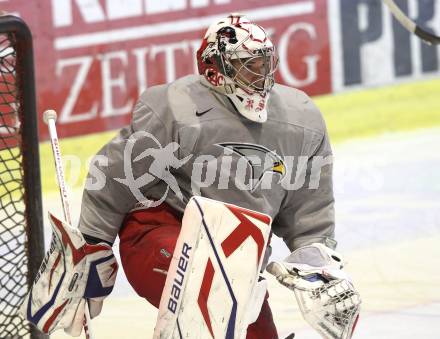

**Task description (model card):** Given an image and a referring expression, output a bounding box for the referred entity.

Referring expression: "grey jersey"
[79,75,336,251]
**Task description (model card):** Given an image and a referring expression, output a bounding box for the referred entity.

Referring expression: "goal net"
[0,15,46,339]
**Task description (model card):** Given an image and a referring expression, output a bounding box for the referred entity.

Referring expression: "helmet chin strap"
[226,87,269,123]
[199,75,269,123]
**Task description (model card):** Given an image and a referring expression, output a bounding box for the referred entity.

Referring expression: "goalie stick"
[384,0,440,45]
[43,110,94,339]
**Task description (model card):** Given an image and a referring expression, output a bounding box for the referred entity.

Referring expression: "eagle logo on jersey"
[216,142,286,192]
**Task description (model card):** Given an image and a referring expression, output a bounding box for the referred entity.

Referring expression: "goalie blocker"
[118,196,274,339]
[20,213,118,336]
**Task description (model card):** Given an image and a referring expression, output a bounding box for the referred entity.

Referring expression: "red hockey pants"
[119,203,278,339]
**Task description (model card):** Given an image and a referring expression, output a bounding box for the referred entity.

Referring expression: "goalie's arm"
[79,97,172,244]
[273,124,336,251]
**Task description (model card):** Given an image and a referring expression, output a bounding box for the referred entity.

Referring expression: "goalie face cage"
[0,15,47,339]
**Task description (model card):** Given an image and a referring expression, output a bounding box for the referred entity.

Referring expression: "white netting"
[0,31,31,338]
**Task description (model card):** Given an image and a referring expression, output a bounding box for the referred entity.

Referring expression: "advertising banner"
[0,0,438,139]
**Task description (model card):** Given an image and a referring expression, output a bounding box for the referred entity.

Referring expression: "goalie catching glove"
[20,212,118,336]
[267,243,361,339]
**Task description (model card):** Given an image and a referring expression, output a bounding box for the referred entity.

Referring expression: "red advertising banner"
[1,0,331,140]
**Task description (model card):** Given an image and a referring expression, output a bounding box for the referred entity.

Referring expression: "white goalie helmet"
[197,14,279,123]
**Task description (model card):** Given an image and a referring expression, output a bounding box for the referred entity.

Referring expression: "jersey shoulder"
[268,83,326,134]
[137,75,218,124]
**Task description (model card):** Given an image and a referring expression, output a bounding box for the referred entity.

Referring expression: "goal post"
[0,14,47,339]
